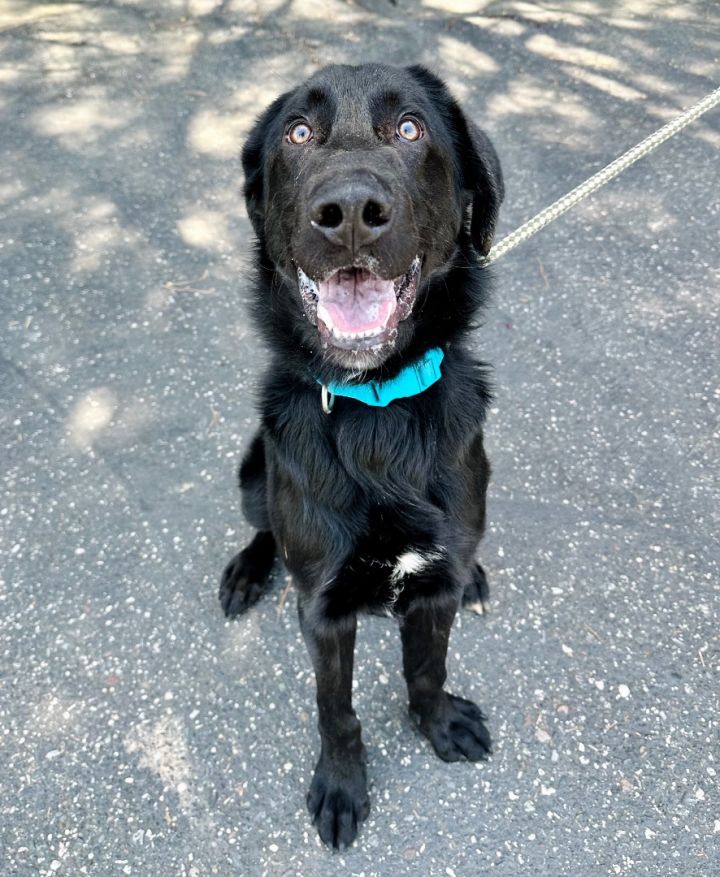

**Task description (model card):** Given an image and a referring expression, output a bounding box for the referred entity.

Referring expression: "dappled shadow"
[1,0,717,513]
[1,0,719,872]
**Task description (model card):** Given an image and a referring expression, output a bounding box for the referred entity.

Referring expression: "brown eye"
[397,116,423,142]
[287,121,313,145]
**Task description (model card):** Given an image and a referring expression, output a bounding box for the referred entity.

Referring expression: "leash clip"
[321,384,334,414]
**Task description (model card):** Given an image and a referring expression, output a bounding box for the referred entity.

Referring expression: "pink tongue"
[317,269,396,334]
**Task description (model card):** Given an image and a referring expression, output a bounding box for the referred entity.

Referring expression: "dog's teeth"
[331,328,382,341]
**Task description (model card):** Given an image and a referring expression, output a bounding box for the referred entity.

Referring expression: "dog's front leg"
[401,597,492,762]
[298,599,369,848]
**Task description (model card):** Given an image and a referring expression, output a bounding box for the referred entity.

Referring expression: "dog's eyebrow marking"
[293,88,335,121]
[390,549,443,583]
[285,88,335,128]
[306,87,332,109]
[371,90,402,112]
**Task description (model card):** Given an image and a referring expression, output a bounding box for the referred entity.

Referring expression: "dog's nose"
[309,180,393,251]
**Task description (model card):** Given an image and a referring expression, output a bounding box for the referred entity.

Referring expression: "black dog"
[220,64,503,849]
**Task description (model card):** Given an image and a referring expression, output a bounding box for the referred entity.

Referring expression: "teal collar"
[318,347,444,410]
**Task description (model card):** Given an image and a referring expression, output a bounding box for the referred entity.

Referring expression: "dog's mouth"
[297,257,421,351]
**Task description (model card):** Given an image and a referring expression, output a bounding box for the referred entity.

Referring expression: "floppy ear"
[407,65,504,257]
[241,92,289,239]
[461,120,505,257]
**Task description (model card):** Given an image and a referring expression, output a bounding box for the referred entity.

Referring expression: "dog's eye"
[287,121,313,145]
[397,116,423,142]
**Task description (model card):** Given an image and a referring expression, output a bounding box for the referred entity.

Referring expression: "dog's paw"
[307,756,370,849]
[411,692,492,762]
[219,532,275,618]
[462,562,491,615]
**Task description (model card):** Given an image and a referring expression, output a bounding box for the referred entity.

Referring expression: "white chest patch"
[390,548,444,584]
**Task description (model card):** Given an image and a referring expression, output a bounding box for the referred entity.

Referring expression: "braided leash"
[481,85,720,266]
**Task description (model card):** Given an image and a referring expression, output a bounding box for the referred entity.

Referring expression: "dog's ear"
[461,120,505,257]
[407,65,504,257]
[241,93,289,239]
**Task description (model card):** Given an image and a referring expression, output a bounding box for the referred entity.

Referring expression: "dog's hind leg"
[219,431,276,617]
[462,561,491,615]
[238,431,272,531]
[461,432,491,614]
[219,531,276,617]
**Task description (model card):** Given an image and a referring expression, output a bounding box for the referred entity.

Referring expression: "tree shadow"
[1,0,718,869]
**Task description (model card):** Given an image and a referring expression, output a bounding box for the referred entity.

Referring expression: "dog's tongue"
[316,268,396,335]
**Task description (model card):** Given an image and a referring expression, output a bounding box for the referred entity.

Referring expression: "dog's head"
[242,64,503,374]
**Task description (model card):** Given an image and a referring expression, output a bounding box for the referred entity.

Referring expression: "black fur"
[220,64,503,849]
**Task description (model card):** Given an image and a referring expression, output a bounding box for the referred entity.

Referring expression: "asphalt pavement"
[1,1,718,875]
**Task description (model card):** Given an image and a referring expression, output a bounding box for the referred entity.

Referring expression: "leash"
[317,85,719,413]
[481,84,720,266]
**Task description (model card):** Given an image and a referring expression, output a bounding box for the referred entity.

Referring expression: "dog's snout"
[309,179,393,251]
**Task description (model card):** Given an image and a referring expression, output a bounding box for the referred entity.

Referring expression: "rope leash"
[481,85,720,266]
[316,86,718,413]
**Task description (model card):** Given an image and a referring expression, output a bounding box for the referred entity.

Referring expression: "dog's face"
[242,64,503,372]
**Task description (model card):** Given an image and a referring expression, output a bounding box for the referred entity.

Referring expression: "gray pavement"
[1,1,719,875]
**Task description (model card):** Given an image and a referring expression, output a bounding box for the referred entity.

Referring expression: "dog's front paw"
[307,755,370,849]
[411,692,492,762]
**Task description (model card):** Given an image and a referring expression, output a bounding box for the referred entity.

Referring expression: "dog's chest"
[320,504,454,619]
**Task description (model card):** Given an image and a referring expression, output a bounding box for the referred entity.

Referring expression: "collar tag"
[318,347,444,409]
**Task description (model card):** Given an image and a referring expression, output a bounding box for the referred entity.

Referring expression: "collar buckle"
[321,384,335,414]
